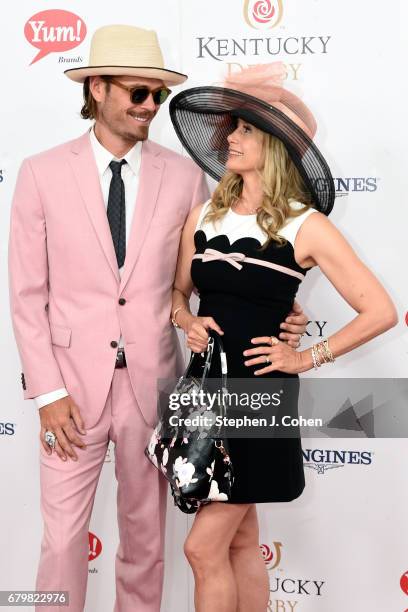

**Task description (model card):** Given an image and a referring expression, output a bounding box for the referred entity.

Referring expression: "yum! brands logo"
[88,532,102,563]
[244,0,284,29]
[400,570,408,596]
[24,10,86,65]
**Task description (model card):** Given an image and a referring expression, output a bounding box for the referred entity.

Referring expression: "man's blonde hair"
[80,76,111,120]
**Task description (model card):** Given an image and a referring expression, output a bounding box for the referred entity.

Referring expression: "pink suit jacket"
[8,131,209,428]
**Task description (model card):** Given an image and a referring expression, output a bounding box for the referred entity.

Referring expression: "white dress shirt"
[35,127,142,409]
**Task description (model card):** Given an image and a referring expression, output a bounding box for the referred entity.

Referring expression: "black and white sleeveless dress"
[190,199,318,504]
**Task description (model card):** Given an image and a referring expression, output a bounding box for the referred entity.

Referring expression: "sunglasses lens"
[153,88,171,105]
[130,87,150,105]
[129,87,171,105]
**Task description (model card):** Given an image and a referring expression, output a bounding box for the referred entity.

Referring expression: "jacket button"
[110,341,118,348]
[118,298,126,305]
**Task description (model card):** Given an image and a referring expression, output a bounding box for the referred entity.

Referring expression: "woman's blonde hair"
[203,129,314,249]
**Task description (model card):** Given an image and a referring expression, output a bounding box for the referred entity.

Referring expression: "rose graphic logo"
[260,544,273,563]
[24,9,87,65]
[253,0,275,23]
[244,0,283,29]
[259,542,282,570]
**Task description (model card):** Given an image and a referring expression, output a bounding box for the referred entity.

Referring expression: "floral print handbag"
[144,330,234,514]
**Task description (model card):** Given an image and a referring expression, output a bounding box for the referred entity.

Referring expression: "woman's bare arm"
[171,203,203,327]
[171,204,223,352]
[294,212,398,368]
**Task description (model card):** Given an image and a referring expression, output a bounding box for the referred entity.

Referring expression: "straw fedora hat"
[64,24,187,86]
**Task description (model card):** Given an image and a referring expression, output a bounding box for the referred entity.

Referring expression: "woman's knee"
[184,502,251,572]
[184,535,210,565]
[184,534,226,574]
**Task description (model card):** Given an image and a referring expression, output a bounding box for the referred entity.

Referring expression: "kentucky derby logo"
[244,0,283,29]
[88,532,102,562]
[260,542,282,570]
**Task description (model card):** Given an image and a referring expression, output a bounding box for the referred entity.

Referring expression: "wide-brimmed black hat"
[169,71,335,215]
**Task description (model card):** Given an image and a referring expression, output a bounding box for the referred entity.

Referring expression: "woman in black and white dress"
[169,63,397,611]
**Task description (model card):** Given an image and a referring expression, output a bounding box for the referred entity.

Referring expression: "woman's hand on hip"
[186,316,224,353]
[243,335,307,375]
[279,300,308,348]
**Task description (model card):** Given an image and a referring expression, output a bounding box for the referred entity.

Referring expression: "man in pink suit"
[8,25,307,612]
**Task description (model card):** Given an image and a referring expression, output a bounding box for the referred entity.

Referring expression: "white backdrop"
[1,1,407,611]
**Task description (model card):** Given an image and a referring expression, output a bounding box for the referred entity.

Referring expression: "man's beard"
[100,106,152,143]
[122,125,149,143]
[124,110,152,142]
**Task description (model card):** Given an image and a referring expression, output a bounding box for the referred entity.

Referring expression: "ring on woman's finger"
[270,336,279,346]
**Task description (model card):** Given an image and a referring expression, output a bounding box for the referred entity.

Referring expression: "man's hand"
[278,300,308,348]
[39,396,87,461]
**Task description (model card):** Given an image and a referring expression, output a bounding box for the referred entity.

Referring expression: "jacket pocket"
[49,323,72,347]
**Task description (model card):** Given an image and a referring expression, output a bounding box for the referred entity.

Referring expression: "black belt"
[115,348,127,368]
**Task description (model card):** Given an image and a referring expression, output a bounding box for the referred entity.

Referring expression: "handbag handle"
[183,329,228,391]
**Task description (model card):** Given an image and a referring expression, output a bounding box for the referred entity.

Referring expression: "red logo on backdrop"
[244,0,283,29]
[260,544,273,562]
[88,532,102,562]
[401,571,408,595]
[405,311,408,326]
[253,0,276,23]
[24,10,86,65]
[260,542,282,570]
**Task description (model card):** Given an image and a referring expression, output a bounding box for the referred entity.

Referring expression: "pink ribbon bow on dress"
[201,248,246,270]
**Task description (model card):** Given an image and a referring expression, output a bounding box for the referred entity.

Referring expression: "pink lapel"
[119,140,164,293]
[69,132,120,284]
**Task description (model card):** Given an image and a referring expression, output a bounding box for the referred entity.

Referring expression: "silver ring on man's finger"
[265,355,270,364]
[44,430,57,449]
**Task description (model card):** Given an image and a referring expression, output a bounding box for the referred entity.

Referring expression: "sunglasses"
[105,77,172,105]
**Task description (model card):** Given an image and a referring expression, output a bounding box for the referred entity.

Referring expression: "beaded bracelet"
[311,338,335,370]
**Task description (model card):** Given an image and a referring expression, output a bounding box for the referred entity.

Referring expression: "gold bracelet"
[311,338,335,369]
[316,342,326,365]
[322,338,335,362]
[311,345,319,370]
[318,339,333,363]
[312,344,323,369]
[171,306,185,329]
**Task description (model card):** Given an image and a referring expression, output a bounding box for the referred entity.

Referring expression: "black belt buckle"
[115,348,127,368]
